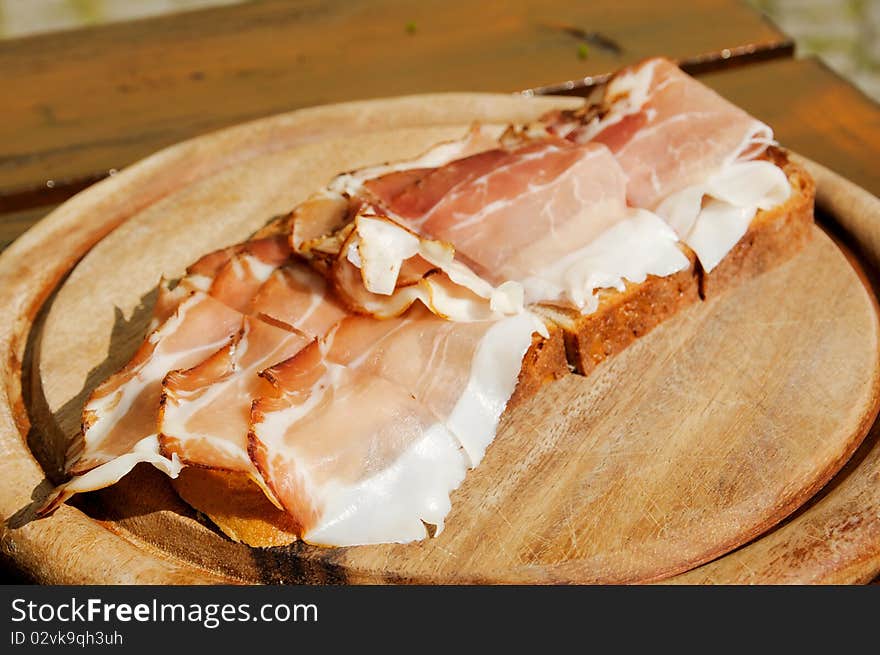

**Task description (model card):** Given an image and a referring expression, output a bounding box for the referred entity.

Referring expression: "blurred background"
[0,0,877,100]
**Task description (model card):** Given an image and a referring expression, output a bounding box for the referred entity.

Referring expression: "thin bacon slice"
[286,125,542,320]
[206,235,292,313]
[250,349,468,544]
[158,317,309,502]
[290,124,508,253]
[39,292,243,515]
[544,57,775,208]
[69,292,244,476]
[68,236,291,475]
[321,309,546,464]
[362,149,511,218]
[155,263,345,485]
[51,247,340,513]
[247,265,348,335]
[150,245,243,330]
[330,210,523,320]
[149,234,292,329]
[248,309,546,545]
[371,139,631,286]
[289,136,653,316]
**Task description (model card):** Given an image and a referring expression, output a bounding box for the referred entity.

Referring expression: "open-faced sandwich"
[40,58,815,548]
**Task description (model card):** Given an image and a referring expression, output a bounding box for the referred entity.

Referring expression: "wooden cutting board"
[2,94,879,584]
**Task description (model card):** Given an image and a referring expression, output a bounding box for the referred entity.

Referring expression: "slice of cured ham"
[318,309,546,465]
[158,316,309,501]
[248,309,546,545]
[150,245,243,330]
[40,435,183,516]
[68,236,292,475]
[69,291,245,476]
[163,233,347,336]
[50,248,346,514]
[541,59,793,273]
[40,291,246,515]
[251,354,468,544]
[150,234,292,329]
[155,263,345,486]
[295,132,691,314]
[655,158,791,272]
[247,265,348,335]
[368,139,632,285]
[206,235,292,313]
[543,57,775,209]
[331,210,523,320]
[288,125,534,321]
[289,124,513,256]
[519,209,692,314]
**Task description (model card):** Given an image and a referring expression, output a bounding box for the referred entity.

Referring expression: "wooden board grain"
[1,94,879,584]
[0,205,57,252]
[666,156,880,584]
[0,0,790,211]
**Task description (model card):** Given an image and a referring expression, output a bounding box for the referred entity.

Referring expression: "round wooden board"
[1,94,879,584]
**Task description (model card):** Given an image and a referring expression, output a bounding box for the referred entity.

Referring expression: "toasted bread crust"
[510,326,570,408]
[535,254,701,375]
[534,148,814,375]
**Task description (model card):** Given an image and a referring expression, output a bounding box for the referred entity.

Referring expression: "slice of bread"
[171,468,299,548]
[533,149,814,375]
[510,325,570,406]
[171,151,814,549]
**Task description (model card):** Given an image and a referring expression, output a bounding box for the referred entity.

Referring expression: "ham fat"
[249,309,545,544]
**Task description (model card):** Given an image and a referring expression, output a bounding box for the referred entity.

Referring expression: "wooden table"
[1,0,879,583]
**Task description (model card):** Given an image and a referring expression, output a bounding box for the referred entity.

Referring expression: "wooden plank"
[0,0,790,212]
[700,57,880,196]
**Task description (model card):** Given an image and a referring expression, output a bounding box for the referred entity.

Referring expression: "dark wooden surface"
[0,0,878,584]
[0,206,56,252]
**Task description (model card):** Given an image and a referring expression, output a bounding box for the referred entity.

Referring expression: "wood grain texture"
[0,205,57,252]
[0,0,789,210]
[666,156,880,584]
[1,94,878,584]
